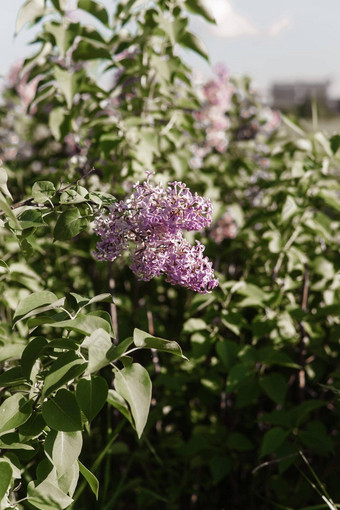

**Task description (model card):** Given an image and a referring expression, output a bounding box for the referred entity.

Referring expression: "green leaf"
[0,166,13,200]
[78,0,109,26]
[42,351,87,397]
[27,479,73,510]
[58,461,79,498]
[184,0,215,23]
[106,337,133,363]
[107,389,133,425]
[260,427,288,457]
[53,208,88,241]
[48,314,112,335]
[227,432,253,451]
[19,209,47,229]
[0,367,25,387]
[216,340,239,370]
[21,336,48,380]
[330,134,340,154]
[114,363,152,438]
[32,181,56,203]
[42,389,82,432]
[54,66,79,109]
[260,373,287,406]
[49,106,70,141]
[45,21,77,57]
[19,413,46,437]
[178,31,209,61]
[0,190,21,230]
[78,460,99,500]
[209,455,231,485]
[133,328,186,358]
[45,430,83,476]
[0,394,32,435]
[73,40,111,61]
[0,344,25,363]
[281,196,298,223]
[82,328,112,373]
[0,461,13,501]
[16,0,45,34]
[14,291,58,323]
[299,420,334,454]
[76,376,108,421]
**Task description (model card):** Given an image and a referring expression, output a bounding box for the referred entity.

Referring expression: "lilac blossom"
[93,179,218,293]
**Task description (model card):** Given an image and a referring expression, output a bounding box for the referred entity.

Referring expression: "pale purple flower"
[93,179,218,293]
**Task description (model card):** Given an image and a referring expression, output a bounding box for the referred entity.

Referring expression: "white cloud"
[205,0,293,39]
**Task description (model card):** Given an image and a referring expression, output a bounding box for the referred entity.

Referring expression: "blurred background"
[1,0,340,129]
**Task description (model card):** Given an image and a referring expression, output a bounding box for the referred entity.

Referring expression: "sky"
[1,0,340,100]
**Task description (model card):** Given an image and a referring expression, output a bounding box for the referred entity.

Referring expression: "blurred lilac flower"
[93,178,218,293]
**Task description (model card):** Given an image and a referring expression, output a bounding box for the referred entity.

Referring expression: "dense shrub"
[0,1,339,509]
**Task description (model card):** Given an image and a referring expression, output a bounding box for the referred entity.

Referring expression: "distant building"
[271,80,331,113]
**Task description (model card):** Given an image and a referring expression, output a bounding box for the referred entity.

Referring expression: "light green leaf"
[76,376,108,421]
[58,461,79,497]
[114,363,152,438]
[42,389,82,432]
[48,314,112,335]
[0,394,32,435]
[78,460,99,500]
[281,196,298,223]
[32,181,56,203]
[16,0,45,34]
[0,344,25,363]
[54,66,78,108]
[84,328,112,373]
[0,166,13,200]
[49,106,68,141]
[27,480,73,510]
[14,291,58,323]
[45,21,76,57]
[133,328,186,358]
[0,461,13,501]
[45,430,82,477]
[53,208,88,241]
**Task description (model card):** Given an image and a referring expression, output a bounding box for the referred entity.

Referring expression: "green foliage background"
[0,1,339,509]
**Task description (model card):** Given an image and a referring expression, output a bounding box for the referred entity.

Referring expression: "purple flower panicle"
[93,179,218,293]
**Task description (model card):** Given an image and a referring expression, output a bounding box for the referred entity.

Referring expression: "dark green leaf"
[76,376,108,421]
[260,427,288,457]
[42,389,82,432]
[53,208,88,241]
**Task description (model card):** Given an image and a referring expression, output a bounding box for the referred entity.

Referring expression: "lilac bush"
[94,178,218,293]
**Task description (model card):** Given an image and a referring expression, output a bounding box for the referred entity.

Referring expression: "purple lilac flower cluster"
[191,64,234,169]
[93,179,219,293]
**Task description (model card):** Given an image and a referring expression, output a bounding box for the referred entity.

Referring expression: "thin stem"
[108,263,119,344]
